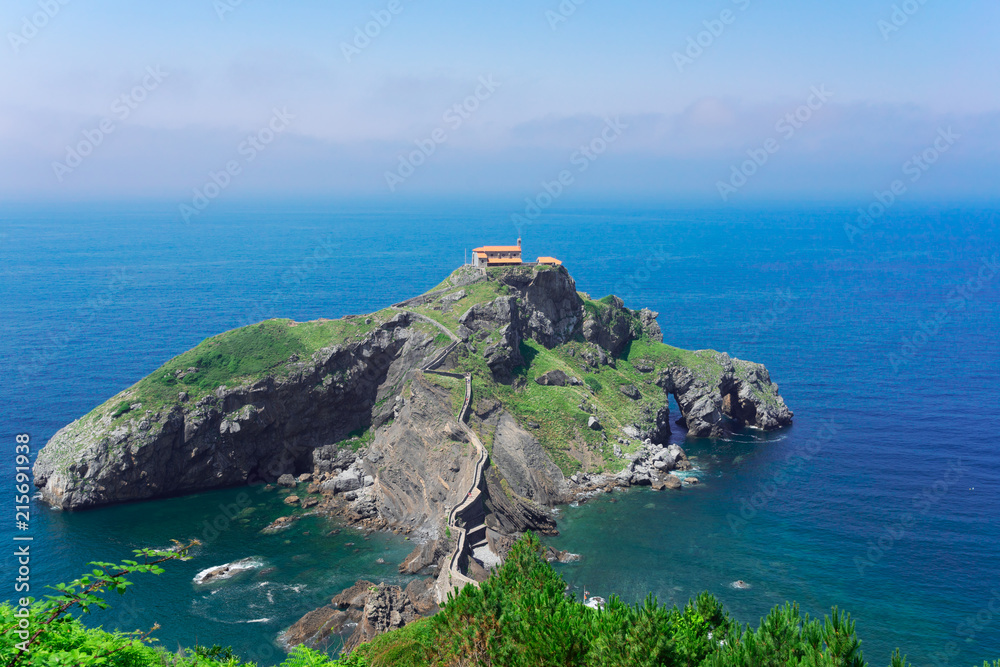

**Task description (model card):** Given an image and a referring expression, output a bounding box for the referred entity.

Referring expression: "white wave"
[193,557,264,584]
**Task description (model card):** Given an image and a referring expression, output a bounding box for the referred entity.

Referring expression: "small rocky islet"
[33,263,792,651]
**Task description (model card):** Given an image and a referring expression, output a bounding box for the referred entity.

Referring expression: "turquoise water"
[34,483,416,664]
[1,200,998,664]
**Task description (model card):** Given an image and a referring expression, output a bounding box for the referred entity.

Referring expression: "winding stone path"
[433,373,487,599]
[397,304,490,600]
[392,307,460,343]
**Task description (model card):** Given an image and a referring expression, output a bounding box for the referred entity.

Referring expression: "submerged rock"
[261,516,297,534]
[545,547,582,563]
[193,557,262,584]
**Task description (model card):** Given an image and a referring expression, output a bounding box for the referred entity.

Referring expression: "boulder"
[322,468,363,495]
[277,474,296,488]
[587,416,601,430]
[651,473,682,491]
[439,289,466,305]
[261,515,297,533]
[346,498,378,521]
[634,360,655,373]
[280,605,350,649]
[535,370,572,386]
[619,384,641,400]
[545,546,582,563]
[193,557,262,584]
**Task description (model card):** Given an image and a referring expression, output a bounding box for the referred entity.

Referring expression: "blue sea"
[1,200,998,666]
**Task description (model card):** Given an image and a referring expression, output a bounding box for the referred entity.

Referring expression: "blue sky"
[2,0,998,202]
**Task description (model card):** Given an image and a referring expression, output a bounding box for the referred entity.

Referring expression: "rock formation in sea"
[33,263,793,651]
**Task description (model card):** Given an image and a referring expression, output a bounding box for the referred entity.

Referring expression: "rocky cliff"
[33,314,429,510]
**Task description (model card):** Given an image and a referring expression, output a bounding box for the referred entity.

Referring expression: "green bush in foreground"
[1,534,997,667]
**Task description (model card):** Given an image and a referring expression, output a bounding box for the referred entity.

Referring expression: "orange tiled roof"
[473,246,522,252]
[487,258,524,265]
[536,257,562,265]
[476,252,488,259]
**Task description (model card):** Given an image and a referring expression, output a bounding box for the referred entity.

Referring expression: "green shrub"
[111,401,131,418]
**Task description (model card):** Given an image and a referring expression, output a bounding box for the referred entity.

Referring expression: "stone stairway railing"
[422,341,459,372]
[391,289,452,309]
[392,307,460,343]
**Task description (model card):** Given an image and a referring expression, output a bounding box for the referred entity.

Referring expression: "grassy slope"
[412,267,737,477]
[57,311,403,454]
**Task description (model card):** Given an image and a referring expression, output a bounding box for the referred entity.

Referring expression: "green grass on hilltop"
[85,312,395,425]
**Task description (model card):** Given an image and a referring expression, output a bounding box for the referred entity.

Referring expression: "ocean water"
[1,200,998,665]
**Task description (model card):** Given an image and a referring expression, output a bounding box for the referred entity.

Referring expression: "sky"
[2,0,999,203]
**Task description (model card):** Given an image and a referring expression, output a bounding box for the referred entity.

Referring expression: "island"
[33,261,793,650]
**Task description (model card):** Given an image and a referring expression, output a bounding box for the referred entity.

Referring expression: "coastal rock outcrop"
[344,582,421,653]
[281,578,436,653]
[459,296,524,380]
[656,353,793,438]
[497,267,582,347]
[582,295,641,356]
[490,413,566,506]
[36,264,790,515]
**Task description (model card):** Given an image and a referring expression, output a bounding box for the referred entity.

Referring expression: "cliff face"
[365,376,478,532]
[35,264,792,518]
[34,317,429,510]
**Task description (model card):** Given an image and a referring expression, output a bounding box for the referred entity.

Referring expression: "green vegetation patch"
[95,316,387,421]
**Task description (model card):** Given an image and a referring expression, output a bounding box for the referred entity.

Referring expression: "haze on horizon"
[2,0,998,204]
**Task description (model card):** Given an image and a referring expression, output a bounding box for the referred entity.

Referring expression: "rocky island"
[33,263,792,650]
